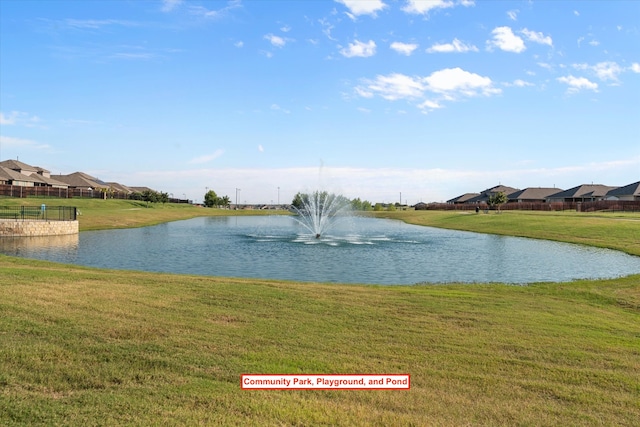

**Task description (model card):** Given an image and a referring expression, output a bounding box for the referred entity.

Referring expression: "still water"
[1,215,639,285]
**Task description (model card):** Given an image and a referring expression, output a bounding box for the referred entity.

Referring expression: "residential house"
[446,193,480,204]
[466,185,520,204]
[508,187,563,203]
[546,184,618,203]
[51,172,109,191]
[0,159,68,188]
[0,166,38,186]
[605,181,640,201]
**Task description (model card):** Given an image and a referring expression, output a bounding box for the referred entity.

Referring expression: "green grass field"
[1,199,639,425]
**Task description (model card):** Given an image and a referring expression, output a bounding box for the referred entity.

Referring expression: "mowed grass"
[1,199,639,425]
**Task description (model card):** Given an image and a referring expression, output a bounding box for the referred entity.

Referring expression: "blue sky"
[1,0,638,204]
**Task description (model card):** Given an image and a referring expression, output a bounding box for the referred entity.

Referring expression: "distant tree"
[373,203,384,211]
[220,195,230,209]
[387,203,397,211]
[204,190,219,208]
[159,192,169,204]
[487,191,508,213]
[141,189,158,206]
[291,192,306,210]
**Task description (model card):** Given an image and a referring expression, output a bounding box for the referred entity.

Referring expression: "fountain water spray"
[290,191,351,239]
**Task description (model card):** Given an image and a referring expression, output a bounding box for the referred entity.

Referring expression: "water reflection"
[0,234,79,255]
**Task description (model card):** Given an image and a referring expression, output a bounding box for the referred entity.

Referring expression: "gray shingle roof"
[547,184,618,200]
[508,187,563,201]
[51,172,107,189]
[606,181,640,197]
[447,193,480,203]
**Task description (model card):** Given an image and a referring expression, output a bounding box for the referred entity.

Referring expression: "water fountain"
[290,191,352,239]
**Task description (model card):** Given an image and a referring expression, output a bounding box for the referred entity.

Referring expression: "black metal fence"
[0,206,77,221]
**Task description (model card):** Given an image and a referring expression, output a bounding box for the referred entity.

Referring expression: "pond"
[1,215,639,285]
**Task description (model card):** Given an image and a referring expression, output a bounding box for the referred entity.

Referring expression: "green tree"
[488,191,508,213]
[373,203,384,211]
[220,195,230,209]
[141,189,158,206]
[204,190,219,208]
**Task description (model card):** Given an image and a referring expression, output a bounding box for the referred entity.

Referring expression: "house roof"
[51,172,108,189]
[0,159,43,173]
[105,182,132,193]
[508,187,563,201]
[0,166,39,183]
[466,185,520,203]
[33,174,69,187]
[606,181,640,197]
[447,193,480,203]
[547,184,618,199]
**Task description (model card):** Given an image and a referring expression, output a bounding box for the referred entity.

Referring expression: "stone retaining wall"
[0,220,79,237]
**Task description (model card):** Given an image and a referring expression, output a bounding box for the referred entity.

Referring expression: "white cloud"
[355,67,500,110]
[189,0,242,19]
[354,87,374,98]
[270,104,291,114]
[424,67,500,97]
[427,38,478,53]
[362,73,425,100]
[574,10,580,16]
[340,40,376,58]
[487,26,526,53]
[258,145,264,152]
[161,0,182,12]
[630,63,640,73]
[335,0,386,16]
[521,28,553,46]
[573,61,623,82]
[234,41,244,48]
[280,25,291,32]
[264,33,287,48]
[0,111,18,125]
[402,0,473,15]
[505,79,534,87]
[557,75,598,94]
[189,150,225,164]
[507,9,518,21]
[0,111,41,126]
[418,99,443,112]
[390,41,419,56]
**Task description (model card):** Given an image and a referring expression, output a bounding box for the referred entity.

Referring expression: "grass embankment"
[0,198,285,231]
[1,199,639,425]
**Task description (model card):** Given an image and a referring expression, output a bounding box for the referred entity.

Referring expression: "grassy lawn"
[1,199,639,425]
